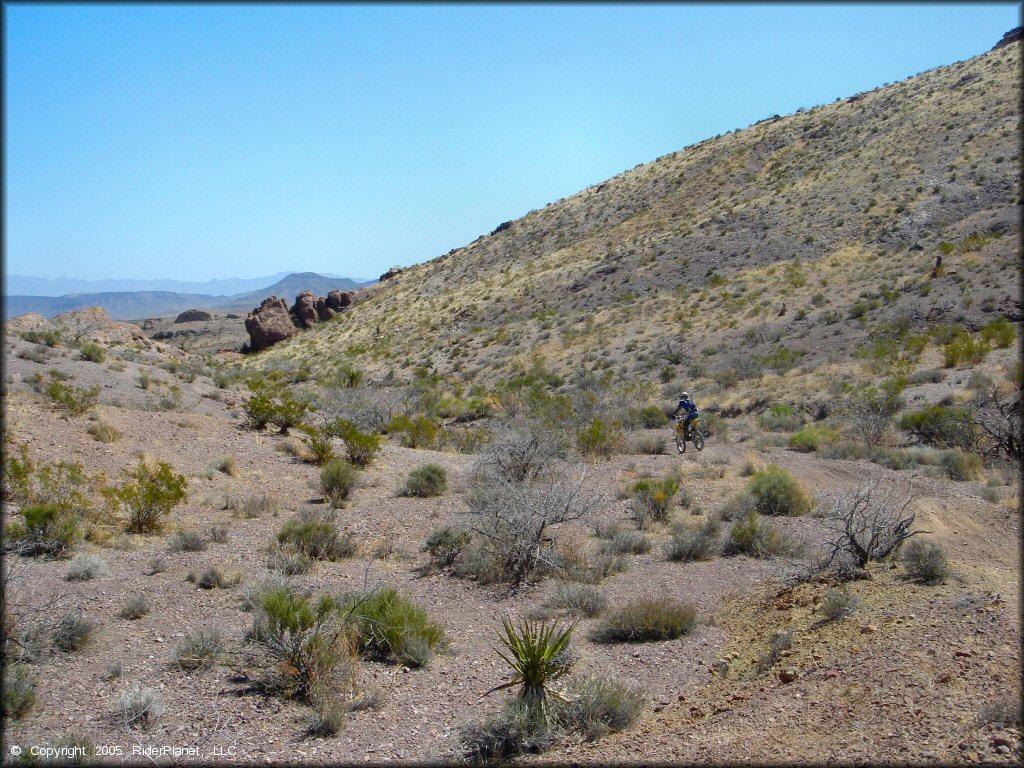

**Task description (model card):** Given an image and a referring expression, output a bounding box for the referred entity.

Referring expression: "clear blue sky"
[5,3,1020,283]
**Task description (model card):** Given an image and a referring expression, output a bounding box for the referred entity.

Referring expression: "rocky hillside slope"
[241,41,1020,392]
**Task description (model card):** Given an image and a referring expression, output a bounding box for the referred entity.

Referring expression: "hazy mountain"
[4,273,372,321]
[4,273,291,298]
[240,39,1020,383]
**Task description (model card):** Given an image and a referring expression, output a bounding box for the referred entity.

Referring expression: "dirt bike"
[674,416,706,453]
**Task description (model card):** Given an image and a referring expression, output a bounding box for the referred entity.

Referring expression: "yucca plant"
[485,617,577,723]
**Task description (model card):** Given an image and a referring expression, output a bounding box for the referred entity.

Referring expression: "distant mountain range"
[3,272,372,321]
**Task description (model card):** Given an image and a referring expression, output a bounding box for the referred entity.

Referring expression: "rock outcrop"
[379,266,404,282]
[245,297,298,352]
[244,289,356,352]
[174,309,215,323]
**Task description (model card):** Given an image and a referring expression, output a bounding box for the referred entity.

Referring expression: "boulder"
[245,296,297,352]
[174,309,214,323]
[290,291,319,329]
[326,290,353,311]
[379,266,404,282]
[992,27,1022,50]
[314,296,336,322]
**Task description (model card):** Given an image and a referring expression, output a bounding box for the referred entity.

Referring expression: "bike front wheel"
[675,429,686,454]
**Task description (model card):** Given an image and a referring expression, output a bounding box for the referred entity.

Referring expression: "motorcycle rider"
[671,392,699,439]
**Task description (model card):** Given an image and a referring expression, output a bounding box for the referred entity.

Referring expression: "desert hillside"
[2,33,1020,767]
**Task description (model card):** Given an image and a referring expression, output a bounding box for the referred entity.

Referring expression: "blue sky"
[5,3,1020,283]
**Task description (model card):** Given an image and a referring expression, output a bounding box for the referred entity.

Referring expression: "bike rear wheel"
[693,430,705,451]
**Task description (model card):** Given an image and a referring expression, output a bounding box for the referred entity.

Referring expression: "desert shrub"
[559,548,627,585]
[423,526,471,567]
[666,517,721,562]
[576,418,623,459]
[109,460,188,534]
[542,583,608,618]
[6,503,80,558]
[266,545,313,575]
[459,699,561,762]
[247,586,358,702]
[44,379,100,415]
[208,524,229,544]
[747,465,811,516]
[901,539,949,584]
[980,317,1016,348]
[2,665,37,719]
[820,480,919,568]
[820,586,860,621]
[173,626,223,671]
[755,630,793,673]
[227,492,278,519]
[118,685,164,726]
[296,421,337,466]
[758,403,804,432]
[243,390,276,430]
[899,404,976,449]
[976,698,1022,728]
[320,459,359,507]
[64,552,108,581]
[277,517,355,561]
[555,675,646,741]
[606,530,651,555]
[629,476,680,524]
[628,434,666,455]
[146,557,168,575]
[788,424,839,452]
[308,687,347,737]
[332,420,383,467]
[723,512,793,558]
[943,334,990,367]
[626,405,668,429]
[719,489,758,520]
[939,448,983,481]
[119,593,150,620]
[342,587,447,668]
[79,342,105,362]
[488,617,577,723]
[387,414,440,448]
[87,420,122,443]
[19,328,62,347]
[169,528,207,552]
[842,386,904,446]
[439,424,493,454]
[591,598,696,643]
[268,390,313,435]
[52,610,95,652]
[189,566,237,589]
[401,464,449,497]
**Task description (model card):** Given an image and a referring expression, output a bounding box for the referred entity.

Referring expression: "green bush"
[109,460,188,534]
[277,517,355,561]
[723,512,794,558]
[269,391,313,435]
[297,422,336,466]
[630,476,680,524]
[899,404,975,450]
[980,317,1017,349]
[626,405,668,429]
[342,587,447,668]
[747,465,811,516]
[666,517,721,562]
[243,391,276,430]
[423,526,471,567]
[939,448,983,481]
[788,424,839,452]
[401,464,449,497]
[590,598,697,643]
[333,420,382,467]
[79,342,106,363]
[5,502,79,557]
[758,403,804,432]
[320,460,359,507]
[489,617,576,720]
[44,379,99,415]
[387,415,440,448]
[555,676,646,741]
[576,418,623,460]
[902,539,949,584]
[943,332,990,367]
[2,665,36,719]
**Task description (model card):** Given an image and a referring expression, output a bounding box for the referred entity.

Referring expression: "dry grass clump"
[118,685,164,727]
[722,512,798,558]
[901,539,949,584]
[227,492,279,519]
[65,552,108,581]
[665,517,721,562]
[173,627,224,670]
[87,420,122,443]
[590,598,697,643]
[119,593,150,620]
[542,583,609,618]
[169,528,207,552]
[820,586,860,621]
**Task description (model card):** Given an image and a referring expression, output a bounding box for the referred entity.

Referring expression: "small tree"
[821,479,921,569]
[109,460,188,533]
[843,385,904,446]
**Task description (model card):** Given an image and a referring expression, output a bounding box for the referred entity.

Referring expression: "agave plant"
[484,616,577,722]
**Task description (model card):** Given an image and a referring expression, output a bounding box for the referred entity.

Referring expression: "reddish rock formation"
[326,290,353,310]
[290,291,320,329]
[174,309,214,323]
[245,296,298,352]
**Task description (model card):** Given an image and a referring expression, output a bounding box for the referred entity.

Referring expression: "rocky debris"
[491,220,512,235]
[8,307,179,356]
[245,296,298,352]
[174,309,215,323]
[244,289,356,351]
[379,266,404,281]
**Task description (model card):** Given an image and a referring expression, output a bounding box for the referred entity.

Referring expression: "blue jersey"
[672,398,698,419]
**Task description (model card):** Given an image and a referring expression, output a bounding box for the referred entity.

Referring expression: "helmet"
[681,392,689,399]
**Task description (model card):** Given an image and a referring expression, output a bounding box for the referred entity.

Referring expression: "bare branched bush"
[842,385,903,446]
[821,480,921,569]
